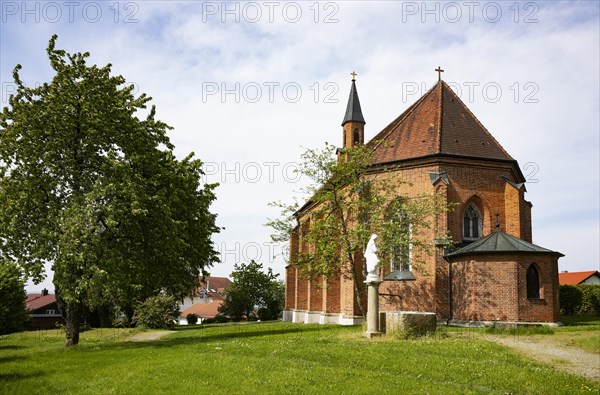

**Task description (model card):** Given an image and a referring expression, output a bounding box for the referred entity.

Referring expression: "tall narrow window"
[463,203,482,240]
[353,128,360,144]
[390,212,412,272]
[526,264,540,299]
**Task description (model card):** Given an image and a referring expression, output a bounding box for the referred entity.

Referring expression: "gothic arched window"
[463,203,482,240]
[526,264,541,299]
[353,128,360,144]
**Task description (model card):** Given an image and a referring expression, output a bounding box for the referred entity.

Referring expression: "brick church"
[283,72,563,325]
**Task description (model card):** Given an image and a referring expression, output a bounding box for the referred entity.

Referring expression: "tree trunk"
[65,302,81,347]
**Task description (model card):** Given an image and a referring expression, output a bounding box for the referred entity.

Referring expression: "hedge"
[559,284,600,315]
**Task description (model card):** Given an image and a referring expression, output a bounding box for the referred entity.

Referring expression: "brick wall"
[285,266,296,310]
[449,253,559,322]
[517,257,560,322]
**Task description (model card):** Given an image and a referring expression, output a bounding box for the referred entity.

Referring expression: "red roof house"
[178,276,231,324]
[558,271,600,285]
[26,289,64,330]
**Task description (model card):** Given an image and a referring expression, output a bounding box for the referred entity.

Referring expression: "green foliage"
[559,285,600,316]
[267,143,452,316]
[132,294,179,329]
[186,313,199,325]
[0,260,30,334]
[576,285,600,314]
[218,261,284,321]
[559,285,583,315]
[0,35,219,345]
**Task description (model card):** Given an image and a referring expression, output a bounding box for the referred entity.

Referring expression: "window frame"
[463,203,483,241]
[389,213,412,273]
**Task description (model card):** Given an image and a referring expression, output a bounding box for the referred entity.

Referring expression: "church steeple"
[341,72,366,148]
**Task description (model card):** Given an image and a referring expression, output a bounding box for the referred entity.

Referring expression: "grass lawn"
[556,314,600,354]
[1,321,598,394]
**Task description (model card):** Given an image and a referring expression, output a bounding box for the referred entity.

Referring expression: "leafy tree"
[267,143,450,317]
[0,260,30,334]
[219,261,284,321]
[559,285,583,315]
[0,36,219,345]
[132,294,179,329]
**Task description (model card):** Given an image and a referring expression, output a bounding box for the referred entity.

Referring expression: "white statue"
[364,234,380,282]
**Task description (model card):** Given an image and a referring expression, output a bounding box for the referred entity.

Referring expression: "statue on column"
[365,234,380,282]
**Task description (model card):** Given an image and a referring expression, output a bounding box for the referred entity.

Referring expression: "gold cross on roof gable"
[435,66,444,81]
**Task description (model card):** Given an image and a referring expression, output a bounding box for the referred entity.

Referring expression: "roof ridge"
[442,82,514,160]
[437,81,444,153]
[445,230,563,259]
[368,82,439,153]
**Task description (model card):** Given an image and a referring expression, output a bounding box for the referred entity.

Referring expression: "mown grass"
[1,321,598,394]
[556,314,600,354]
[484,324,555,336]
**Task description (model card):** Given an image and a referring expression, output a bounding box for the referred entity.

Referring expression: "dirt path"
[487,336,600,382]
[128,330,175,342]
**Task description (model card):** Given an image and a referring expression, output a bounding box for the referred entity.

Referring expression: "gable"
[369,81,514,165]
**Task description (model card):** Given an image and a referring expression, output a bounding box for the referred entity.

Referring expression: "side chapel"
[283,70,563,325]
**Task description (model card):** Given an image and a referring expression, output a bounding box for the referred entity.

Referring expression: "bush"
[186,313,199,325]
[559,285,583,315]
[132,294,179,329]
[590,289,600,316]
[577,285,600,314]
[214,314,230,323]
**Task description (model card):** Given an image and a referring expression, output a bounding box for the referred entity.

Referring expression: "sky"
[0,1,598,292]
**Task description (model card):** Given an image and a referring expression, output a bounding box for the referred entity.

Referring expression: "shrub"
[577,285,600,314]
[186,313,199,325]
[214,314,229,323]
[132,294,179,329]
[590,289,600,316]
[559,285,583,315]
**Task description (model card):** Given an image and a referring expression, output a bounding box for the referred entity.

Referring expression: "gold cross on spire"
[351,71,357,81]
[435,66,444,81]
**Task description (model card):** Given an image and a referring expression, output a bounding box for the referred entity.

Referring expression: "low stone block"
[385,311,436,338]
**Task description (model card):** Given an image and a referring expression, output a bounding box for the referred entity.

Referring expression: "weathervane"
[435,66,444,81]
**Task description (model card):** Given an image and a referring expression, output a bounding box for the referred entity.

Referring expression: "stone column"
[364,273,383,338]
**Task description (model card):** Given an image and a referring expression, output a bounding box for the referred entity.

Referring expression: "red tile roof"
[369,81,514,164]
[558,271,600,285]
[26,294,57,311]
[181,300,223,318]
[198,276,232,293]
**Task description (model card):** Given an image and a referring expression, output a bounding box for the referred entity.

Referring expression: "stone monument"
[364,234,383,338]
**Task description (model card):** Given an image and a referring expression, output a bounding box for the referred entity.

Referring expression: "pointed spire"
[342,73,365,126]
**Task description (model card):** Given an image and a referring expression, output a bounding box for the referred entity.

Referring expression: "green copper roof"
[444,230,563,259]
[342,80,365,126]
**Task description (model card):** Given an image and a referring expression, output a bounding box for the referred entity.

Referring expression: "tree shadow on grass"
[0,355,28,364]
[560,314,600,327]
[93,322,355,351]
[0,344,26,351]
[0,371,45,382]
